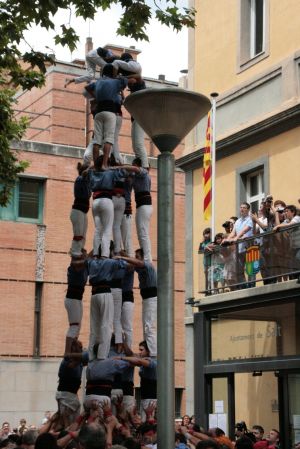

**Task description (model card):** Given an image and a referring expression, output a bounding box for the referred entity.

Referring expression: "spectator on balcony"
[198,228,212,293]
[251,196,275,233]
[206,233,225,293]
[222,220,235,236]
[263,200,289,283]
[273,205,300,230]
[251,198,276,284]
[273,205,300,280]
[271,200,286,227]
[221,220,238,290]
[224,202,254,287]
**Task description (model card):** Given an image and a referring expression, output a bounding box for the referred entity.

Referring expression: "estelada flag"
[203,111,212,221]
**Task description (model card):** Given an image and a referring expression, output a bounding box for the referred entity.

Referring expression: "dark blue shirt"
[132,168,151,193]
[122,270,134,292]
[136,262,157,289]
[86,358,130,382]
[124,178,133,203]
[88,169,126,192]
[74,176,91,201]
[88,258,128,285]
[89,77,128,113]
[67,264,88,288]
[57,351,89,394]
[140,358,157,380]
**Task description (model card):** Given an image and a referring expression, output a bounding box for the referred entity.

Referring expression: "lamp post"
[124,88,210,449]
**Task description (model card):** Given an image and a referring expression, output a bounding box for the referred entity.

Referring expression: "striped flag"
[203,111,212,221]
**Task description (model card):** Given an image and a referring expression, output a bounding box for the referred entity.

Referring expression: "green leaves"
[54,25,79,52]
[118,2,151,41]
[0,84,29,206]
[156,4,195,32]
[0,0,196,206]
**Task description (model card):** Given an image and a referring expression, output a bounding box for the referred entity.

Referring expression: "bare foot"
[64,78,73,88]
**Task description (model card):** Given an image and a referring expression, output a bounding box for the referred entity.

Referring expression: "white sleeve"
[291,215,300,224]
[112,60,142,74]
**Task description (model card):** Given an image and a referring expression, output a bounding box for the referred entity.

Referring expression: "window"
[246,169,264,213]
[210,300,300,362]
[250,0,265,58]
[0,177,45,223]
[175,387,184,418]
[33,282,43,357]
[236,156,269,215]
[238,0,269,71]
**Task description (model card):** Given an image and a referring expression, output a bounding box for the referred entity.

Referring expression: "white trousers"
[121,301,134,348]
[143,296,157,357]
[136,205,153,262]
[112,115,124,164]
[123,395,135,412]
[84,395,111,413]
[74,49,107,84]
[141,399,157,422]
[131,120,149,168]
[94,111,116,146]
[83,140,94,165]
[65,297,83,339]
[70,209,88,257]
[92,198,114,257]
[111,388,123,416]
[89,292,114,360]
[112,196,125,254]
[121,214,133,256]
[111,287,123,344]
[56,391,81,425]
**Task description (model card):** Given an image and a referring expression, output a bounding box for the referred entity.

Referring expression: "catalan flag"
[203,111,212,221]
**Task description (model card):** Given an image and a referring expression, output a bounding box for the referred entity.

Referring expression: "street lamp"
[124,87,210,449]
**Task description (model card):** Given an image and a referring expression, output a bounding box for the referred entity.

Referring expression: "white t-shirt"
[291,215,300,224]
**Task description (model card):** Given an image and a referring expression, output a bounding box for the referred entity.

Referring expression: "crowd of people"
[199,197,300,293]
[0,414,286,449]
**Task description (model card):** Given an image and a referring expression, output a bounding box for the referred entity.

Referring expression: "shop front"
[194,283,300,449]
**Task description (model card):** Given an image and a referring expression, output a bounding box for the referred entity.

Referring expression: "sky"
[21,5,188,82]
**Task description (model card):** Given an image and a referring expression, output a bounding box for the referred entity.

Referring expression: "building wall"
[0,58,187,422]
[182,0,300,420]
[191,127,300,295]
[192,0,300,96]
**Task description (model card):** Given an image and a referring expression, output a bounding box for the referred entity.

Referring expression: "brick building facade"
[0,43,186,425]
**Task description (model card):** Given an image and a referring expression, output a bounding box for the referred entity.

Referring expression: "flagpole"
[210,93,218,292]
[210,92,218,242]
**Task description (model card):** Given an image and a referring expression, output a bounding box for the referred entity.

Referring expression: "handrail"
[198,223,300,295]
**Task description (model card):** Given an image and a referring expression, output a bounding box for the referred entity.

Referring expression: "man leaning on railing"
[222,202,255,288]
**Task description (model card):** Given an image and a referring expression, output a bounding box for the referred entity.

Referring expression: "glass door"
[235,372,279,435]
[288,373,300,446]
[208,375,235,439]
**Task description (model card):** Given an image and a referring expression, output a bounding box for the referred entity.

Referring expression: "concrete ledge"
[11,140,183,171]
[177,102,300,171]
[197,279,300,307]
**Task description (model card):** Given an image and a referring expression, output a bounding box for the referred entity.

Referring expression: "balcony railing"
[198,223,300,296]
